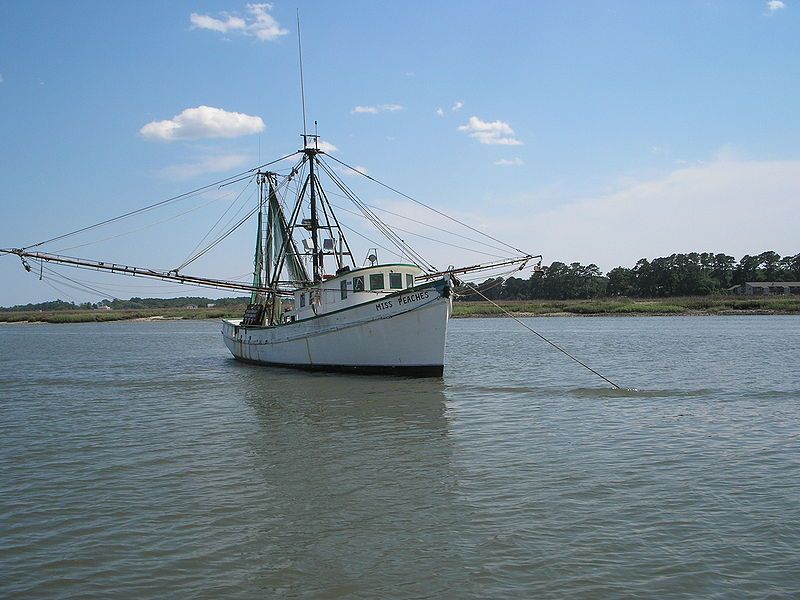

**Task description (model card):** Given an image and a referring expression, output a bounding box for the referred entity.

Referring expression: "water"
[1,316,798,599]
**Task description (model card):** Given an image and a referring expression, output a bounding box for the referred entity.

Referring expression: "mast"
[265,174,274,290]
[265,173,282,325]
[304,138,321,284]
[251,173,266,303]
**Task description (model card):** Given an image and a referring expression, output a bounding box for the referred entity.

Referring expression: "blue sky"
[1,1,798,305]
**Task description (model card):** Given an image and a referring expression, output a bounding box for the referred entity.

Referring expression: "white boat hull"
[221,279,452,376]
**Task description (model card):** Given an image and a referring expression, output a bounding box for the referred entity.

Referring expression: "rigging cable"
[322,186,515,256]
[317,158,429,265]
[178,175,258,270]
[466,286,623,390]
[177,165,300,271]
[324,153,529,256]
[40,264,121,301]
[338,223,406,262]
[317,158,437,272]
[23,152,300,251]
[177,200,261,270]
[41,278,78,304]
[51,186,243,254]
[328,200,508,259]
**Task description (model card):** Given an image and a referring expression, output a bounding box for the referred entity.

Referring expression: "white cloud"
[452,101,464,112]
[436,107,445,117]
[494,158,524,166]
[405,71,415,77]
[190,13,246,33]
[351,103,405,114]
[159,153,250,180]
[140,106,264,141]
[190,3,288,41]
[499,158,800,269]
[0,74,4,83]
[766,1,786,13]
[458,116,523,146]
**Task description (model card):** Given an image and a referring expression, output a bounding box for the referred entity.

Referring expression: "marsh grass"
[0,307,245,324]
[453,296,800,317]
[3,297,798,323]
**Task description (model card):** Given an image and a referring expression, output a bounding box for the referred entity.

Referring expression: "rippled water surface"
[1,316,799,599]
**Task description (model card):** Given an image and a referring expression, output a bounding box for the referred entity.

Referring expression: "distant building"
[728,282,800,296]
[207,303,216,308]
[184,304,198,309]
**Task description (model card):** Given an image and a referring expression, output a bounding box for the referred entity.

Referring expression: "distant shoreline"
[1,296,798,324]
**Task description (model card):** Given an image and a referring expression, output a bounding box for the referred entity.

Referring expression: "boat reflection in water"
[236,367,472,597]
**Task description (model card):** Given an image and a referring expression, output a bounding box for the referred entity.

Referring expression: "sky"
[1,0,798,305]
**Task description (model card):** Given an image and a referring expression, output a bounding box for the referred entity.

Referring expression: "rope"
[467,287,622,389]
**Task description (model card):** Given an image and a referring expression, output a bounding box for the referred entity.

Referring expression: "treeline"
[0,296,249,312]
[460,251,800,300]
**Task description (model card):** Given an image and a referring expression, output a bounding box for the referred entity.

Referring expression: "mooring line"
[468,289,622,389]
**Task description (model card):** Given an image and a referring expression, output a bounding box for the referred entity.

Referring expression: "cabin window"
[341,279,348,300]
[353,276,364,292]
[299,293,306,307]
[370,273,385,290]
[389,272,403,289]
[406,274,414,288]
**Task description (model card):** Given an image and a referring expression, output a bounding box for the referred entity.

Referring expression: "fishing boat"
[221,139,455,375]
[2,133,537,376]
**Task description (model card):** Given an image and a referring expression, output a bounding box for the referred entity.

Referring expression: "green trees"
[607,267,636,296]
[460,262,607,301]
[732,251,799,285]
[458,251,799,301]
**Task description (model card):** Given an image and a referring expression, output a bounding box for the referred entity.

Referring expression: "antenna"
[297,10,308,145]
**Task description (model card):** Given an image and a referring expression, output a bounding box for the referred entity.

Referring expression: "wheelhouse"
[286,263,422,322]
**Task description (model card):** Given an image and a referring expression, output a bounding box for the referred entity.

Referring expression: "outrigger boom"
[1,248,281,296]
[416,254,541,282]
[2,248,539,296]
